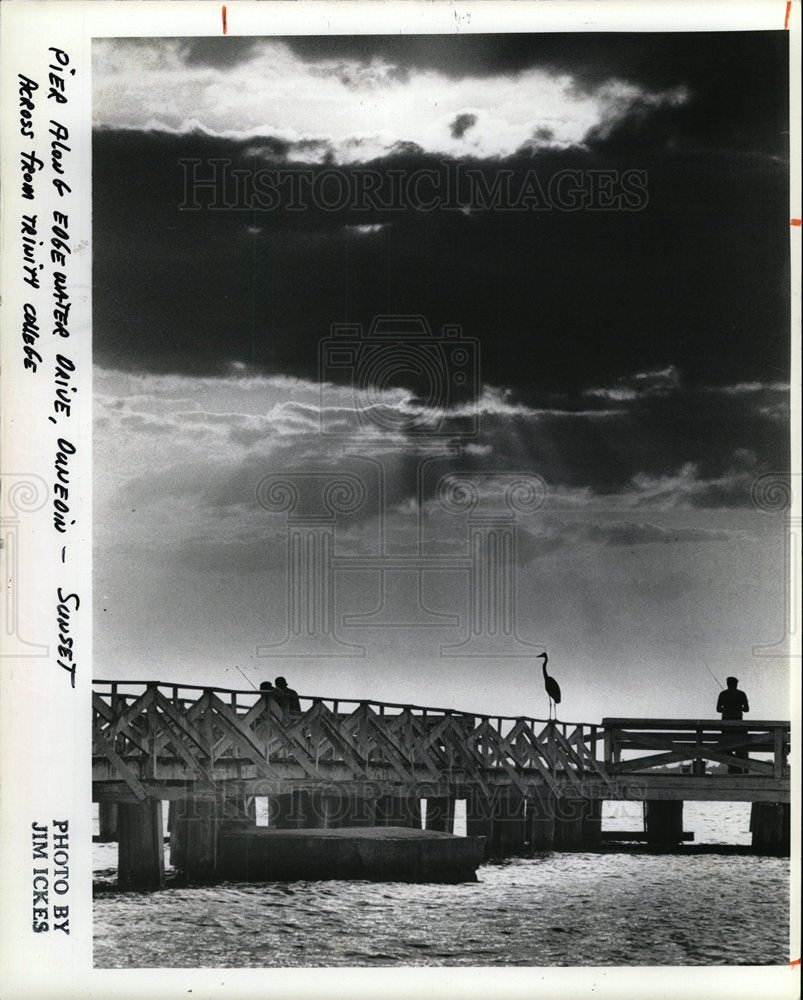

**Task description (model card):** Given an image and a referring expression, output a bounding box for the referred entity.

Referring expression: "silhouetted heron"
[538,651,561,720]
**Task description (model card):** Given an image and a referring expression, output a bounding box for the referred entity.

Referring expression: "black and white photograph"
[0,1,800,996]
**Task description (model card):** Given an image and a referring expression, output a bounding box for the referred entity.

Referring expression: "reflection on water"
[93,802,788,968]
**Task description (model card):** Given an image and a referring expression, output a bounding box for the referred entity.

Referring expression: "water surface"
[93,802,789,968]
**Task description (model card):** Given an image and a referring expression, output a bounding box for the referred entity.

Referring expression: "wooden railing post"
[604,726,613,768]
[774,725,784,779]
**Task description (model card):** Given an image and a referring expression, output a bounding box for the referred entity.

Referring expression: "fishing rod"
[234,665,257,690]
[702,659,724,689]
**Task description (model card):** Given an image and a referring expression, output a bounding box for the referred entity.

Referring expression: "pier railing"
[92,682,791,805]
[601,718,791,780]
[92,680,606,802]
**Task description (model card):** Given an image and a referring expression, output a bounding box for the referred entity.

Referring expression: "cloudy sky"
[92,32,791,722]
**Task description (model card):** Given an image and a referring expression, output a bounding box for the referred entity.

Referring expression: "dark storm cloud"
[284,32,788,156]
[180,37,262,68]
[450,113,478,139]
[93,131,789,392]
[92,32,790,506]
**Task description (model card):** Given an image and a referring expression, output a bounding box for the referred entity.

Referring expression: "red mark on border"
[792,219,802,227]
[222,5,227,35]
[790,957,801,967]
[784,1,791,28]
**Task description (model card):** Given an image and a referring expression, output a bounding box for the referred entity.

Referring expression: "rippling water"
[93,802,789,968]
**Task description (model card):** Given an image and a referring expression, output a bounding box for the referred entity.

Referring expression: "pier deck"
[92,681,792,885]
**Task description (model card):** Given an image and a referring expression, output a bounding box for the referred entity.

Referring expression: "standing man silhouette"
[717,676,749,772]
[274,676,301,713]
[717,676,749,720]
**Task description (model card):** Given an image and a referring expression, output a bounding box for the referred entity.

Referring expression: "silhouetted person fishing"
[274,676,301,713]
[717,676,749,773]
[717,676,749,720]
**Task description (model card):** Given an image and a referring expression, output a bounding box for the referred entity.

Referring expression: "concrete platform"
[216,826,487,884]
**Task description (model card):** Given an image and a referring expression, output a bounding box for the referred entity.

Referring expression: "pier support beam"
[424,797,454,833]
[553,798,585,849]
[469,788,533,857]
[552,797,602,849]
[527,787,556,852]
[644,800,684,844]
[270,788,378,829]
[269,791,311,829]
[466,790,494,850]
[219,790,257,831]
[376,793,422,829]
[491,789,528,855]
[321,788,377,828]
[98,802,118,842]
[582,798,602,847]
[750,803,790,855]
[169,796,218,880]
[118,800,165,890]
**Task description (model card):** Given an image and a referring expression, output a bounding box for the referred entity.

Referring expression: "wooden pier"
[92,681,792,887]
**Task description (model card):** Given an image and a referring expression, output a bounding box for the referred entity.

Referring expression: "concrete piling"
[97,801,118,842]
[644,800,684,844]
[750,802,790,855]
[169,796,218,880]
[118,800,165,889]
[527,786,556,852]
[321,788,377,828]
[375,793,422,829]
[491,789,528,855]
[424,796,454,833]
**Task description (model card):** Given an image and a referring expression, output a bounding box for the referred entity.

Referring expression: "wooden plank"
[599,775,790,803]
[546,724,588,773]
[473,724,533,797]
[102,686,157,740]
[572,741,620,797]
[506,719,542,768]
[259,701,346,780]
[314,705,371,779]
[92,694,152,756]
[614,750,694,772]
[145,702,218,786]
[614,731,774,776]
[358,705,418,783]
[393,710,442,780]
[436,725,490,798]
[152,689,209,752]
[417,714,459,769]
[93,738,148,801]
[206,693,272,764]
[774,726,784,779]
[612,734,777,750]
[602,718,789,728]
[535,730,586,796]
